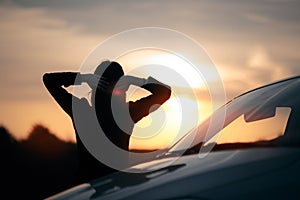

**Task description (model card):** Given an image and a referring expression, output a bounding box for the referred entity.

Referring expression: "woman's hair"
[94,60,124,84]
[92,60,125,107]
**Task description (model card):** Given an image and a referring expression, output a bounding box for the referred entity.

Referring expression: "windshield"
[168,77,300,153]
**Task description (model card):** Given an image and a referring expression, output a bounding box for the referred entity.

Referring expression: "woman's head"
[94,60,124,85]
[92,61,125,105]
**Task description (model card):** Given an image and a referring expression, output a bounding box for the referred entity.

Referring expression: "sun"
[116,49,212,150]
[117,49,206,89]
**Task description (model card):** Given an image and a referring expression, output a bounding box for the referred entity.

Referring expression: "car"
[47,75,300,200]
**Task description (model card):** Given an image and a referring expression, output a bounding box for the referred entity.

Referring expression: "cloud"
[7,0,298,36]
[0,3,104,102]
[0,3,104,139]
[244,13,272,24]
[0,0,299,141]
[247,46,292,80]
[2,0,298,101]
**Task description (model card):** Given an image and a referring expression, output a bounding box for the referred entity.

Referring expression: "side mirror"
[244,107,276,122]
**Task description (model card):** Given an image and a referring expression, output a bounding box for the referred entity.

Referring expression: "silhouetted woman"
[43,61,171,182]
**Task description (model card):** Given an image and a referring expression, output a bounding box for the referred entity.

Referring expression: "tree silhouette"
[21,124,75,158]
[0,124,79,200]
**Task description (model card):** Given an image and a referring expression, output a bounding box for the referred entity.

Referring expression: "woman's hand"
[80,74,109,91]
[114,75,146,91]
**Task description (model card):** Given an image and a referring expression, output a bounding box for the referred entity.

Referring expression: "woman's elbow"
[42,73,56,88]
[161,86,171,102]
[42,73,50,85]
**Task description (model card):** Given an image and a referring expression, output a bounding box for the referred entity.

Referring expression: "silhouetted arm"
[43,72,82,116]
[129,77,171,123]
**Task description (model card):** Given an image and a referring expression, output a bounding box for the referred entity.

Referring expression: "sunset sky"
[0,0,299,149]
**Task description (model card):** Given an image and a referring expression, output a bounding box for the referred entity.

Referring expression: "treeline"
[0,124,78,199]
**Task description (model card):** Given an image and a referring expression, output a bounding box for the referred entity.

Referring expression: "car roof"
[234,75,300,99]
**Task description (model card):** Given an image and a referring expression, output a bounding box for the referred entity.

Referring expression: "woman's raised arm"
[43,72,81,116]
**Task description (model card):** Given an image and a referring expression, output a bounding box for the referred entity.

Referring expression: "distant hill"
[20,124,76,158]
[0,124,78,200]
[0,124,167,199]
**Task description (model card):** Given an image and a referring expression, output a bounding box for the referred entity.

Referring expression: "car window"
[207,107,291,145]
[168,77,300,153]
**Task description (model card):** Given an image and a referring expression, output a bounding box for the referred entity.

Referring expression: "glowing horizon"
[1,1,299,150]
[115,50,214,149]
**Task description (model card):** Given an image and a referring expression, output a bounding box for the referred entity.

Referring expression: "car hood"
[49,147,300,200]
